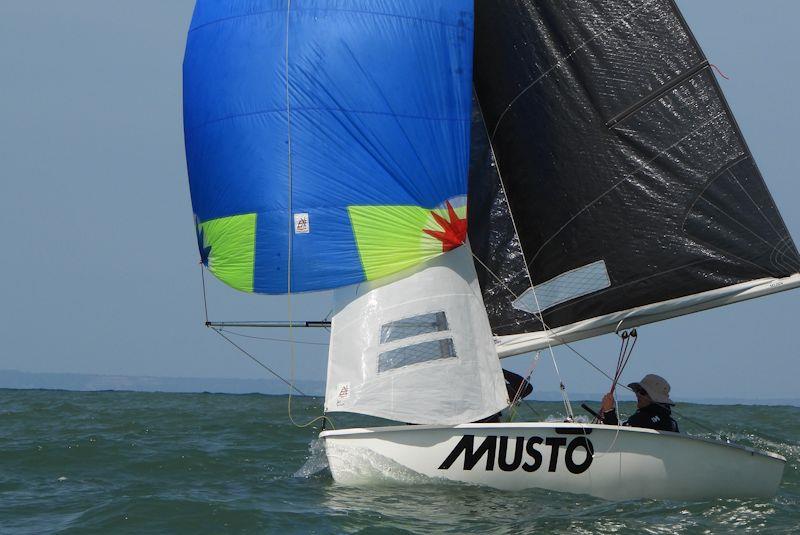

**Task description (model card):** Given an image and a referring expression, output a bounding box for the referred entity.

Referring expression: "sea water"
[0,389,798,534]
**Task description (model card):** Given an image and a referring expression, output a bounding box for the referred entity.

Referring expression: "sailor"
[599,374,679,432]
[503,369,533,402]
[476,370,533,423]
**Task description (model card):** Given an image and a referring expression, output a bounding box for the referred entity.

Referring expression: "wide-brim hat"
[628,374,674,405]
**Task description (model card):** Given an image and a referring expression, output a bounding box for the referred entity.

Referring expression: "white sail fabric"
[496,273,800,357]
[325,243,508,424]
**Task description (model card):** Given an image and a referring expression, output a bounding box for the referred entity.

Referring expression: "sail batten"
[605,60,710,128]
[468,0,800,344]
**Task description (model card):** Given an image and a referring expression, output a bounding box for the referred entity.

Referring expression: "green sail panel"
[198,214,256,293]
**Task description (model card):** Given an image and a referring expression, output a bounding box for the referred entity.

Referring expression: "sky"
[1,0,799,401]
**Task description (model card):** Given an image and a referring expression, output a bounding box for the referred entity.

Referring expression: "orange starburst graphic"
[423,201,467,252]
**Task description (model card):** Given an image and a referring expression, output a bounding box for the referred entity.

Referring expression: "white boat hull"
[321,423,785,500]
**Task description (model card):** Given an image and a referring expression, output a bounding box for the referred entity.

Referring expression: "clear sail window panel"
[380,311,449,344]
[513,260,611,314]
[377,338,457,374]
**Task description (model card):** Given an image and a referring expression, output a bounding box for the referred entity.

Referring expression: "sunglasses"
[632,386,649,397]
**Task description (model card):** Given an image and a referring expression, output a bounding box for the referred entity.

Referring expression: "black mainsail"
[467,0,800,356]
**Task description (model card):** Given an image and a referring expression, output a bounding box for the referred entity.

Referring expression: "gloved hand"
[600,392,615,414]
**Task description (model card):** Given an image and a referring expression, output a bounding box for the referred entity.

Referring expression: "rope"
[199,261,314,396]
[211,327,306,396]
[507,352,540,422]
[284,0,301,426]
[517,284,573,420]
[610,329,638,396]
[470,249,577,420]
[709,63,730,80]
[470,252,520,300]
[199,255,330,429]
[281,1,331,431]
[561,339,618,384]
[200,261,209,323]
[472,278,726,441]
[218,328,329,346]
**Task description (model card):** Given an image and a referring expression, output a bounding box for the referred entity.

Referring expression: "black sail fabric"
[469,0,800,343]
[467,95,534,330]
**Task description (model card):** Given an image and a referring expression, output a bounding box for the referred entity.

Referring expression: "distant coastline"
[0,369,325,397]
[1,369,798,406]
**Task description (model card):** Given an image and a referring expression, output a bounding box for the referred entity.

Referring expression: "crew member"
[599,374,679,432]
[504,369,533,402]
[477,369,533,423]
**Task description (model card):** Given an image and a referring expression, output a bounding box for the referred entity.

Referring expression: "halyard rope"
[282,0,328,431]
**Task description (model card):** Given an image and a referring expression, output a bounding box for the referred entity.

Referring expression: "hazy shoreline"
[2,369,797,407]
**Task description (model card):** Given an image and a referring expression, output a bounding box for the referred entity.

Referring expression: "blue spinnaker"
[184,0,474,293]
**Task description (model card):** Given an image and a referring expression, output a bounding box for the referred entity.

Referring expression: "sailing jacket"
[601,404,679,432]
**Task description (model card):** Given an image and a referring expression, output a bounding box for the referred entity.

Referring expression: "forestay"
[467,0,800,354]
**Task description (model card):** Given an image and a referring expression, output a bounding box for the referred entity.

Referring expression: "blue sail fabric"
[183,0,474,293]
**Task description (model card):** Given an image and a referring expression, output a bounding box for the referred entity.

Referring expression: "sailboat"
[182,0,798,500]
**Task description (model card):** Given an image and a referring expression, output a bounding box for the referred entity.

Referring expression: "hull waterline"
[321,423,785,500]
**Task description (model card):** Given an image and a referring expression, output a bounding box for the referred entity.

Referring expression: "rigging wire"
[211,327,307,396]
[470,253,520,300]
[473,251,576,419]
[474,90,576,420]
[211,327,334,430]
[198,261,330,429]
[470,254,575,421]
[200,262,308,394]
[200,262,210,324]
[201,259,306,397]
[667,406,719,437]
[507,352,540,422]
[218,328,329,346]
[191,4,330,431]
[516,279,573,420]
[474,253,725,439]
[474,251,715,436]
[474,247,643,390]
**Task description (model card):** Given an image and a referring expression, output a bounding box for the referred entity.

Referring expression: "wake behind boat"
[182,0,798,500]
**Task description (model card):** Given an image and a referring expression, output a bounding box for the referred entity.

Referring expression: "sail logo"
[294,213,309,234]
[438,435,593,474]
[335,382,351,406]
